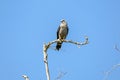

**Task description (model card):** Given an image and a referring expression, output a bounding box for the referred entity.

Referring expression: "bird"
[56,19,69,50]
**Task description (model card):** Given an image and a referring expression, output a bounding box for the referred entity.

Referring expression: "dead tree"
[43,36,88,80]
[22,37,88,80]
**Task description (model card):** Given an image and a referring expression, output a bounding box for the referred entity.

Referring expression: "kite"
[56,19,69,50]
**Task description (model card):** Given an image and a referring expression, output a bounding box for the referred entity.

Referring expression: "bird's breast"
[59,27,68,39]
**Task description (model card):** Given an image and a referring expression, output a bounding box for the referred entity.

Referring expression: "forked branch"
[43,36,89,80]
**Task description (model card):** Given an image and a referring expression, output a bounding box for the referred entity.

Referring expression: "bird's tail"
[56,42,63,51]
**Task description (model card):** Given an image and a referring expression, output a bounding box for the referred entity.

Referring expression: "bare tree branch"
[104,64,120,80]
[114,44,120,53]
[103,44,120,80]
[55,72,67,80]
[43,36,88,80]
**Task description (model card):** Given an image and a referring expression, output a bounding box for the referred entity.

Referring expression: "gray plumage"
[56,19,69,50]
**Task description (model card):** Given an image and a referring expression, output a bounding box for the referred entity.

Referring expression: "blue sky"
[0,0,120,80]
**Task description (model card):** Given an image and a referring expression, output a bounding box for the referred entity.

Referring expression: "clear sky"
[0,0,120,80]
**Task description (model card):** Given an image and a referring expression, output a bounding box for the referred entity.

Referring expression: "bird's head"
[60,19,68,26]
[60,19,66,23]
[22,75,29,80]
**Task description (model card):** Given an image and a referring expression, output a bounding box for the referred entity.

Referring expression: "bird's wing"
[57,26,60,39]
[66,25,69,35]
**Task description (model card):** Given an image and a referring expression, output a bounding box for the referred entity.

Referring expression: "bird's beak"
[22,75,28,78]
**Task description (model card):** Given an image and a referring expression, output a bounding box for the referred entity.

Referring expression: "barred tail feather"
[56,42,62,51]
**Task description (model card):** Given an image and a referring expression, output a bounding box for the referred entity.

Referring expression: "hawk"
[56,19,69,50]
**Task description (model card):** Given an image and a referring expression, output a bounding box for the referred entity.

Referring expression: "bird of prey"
[56,19,69,50]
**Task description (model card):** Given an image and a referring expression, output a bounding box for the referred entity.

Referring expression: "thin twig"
[55,72,67,80]
[104,64,120,80]
[114,44,120,53]
[43,36,88,80]
[103,44,120,80]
